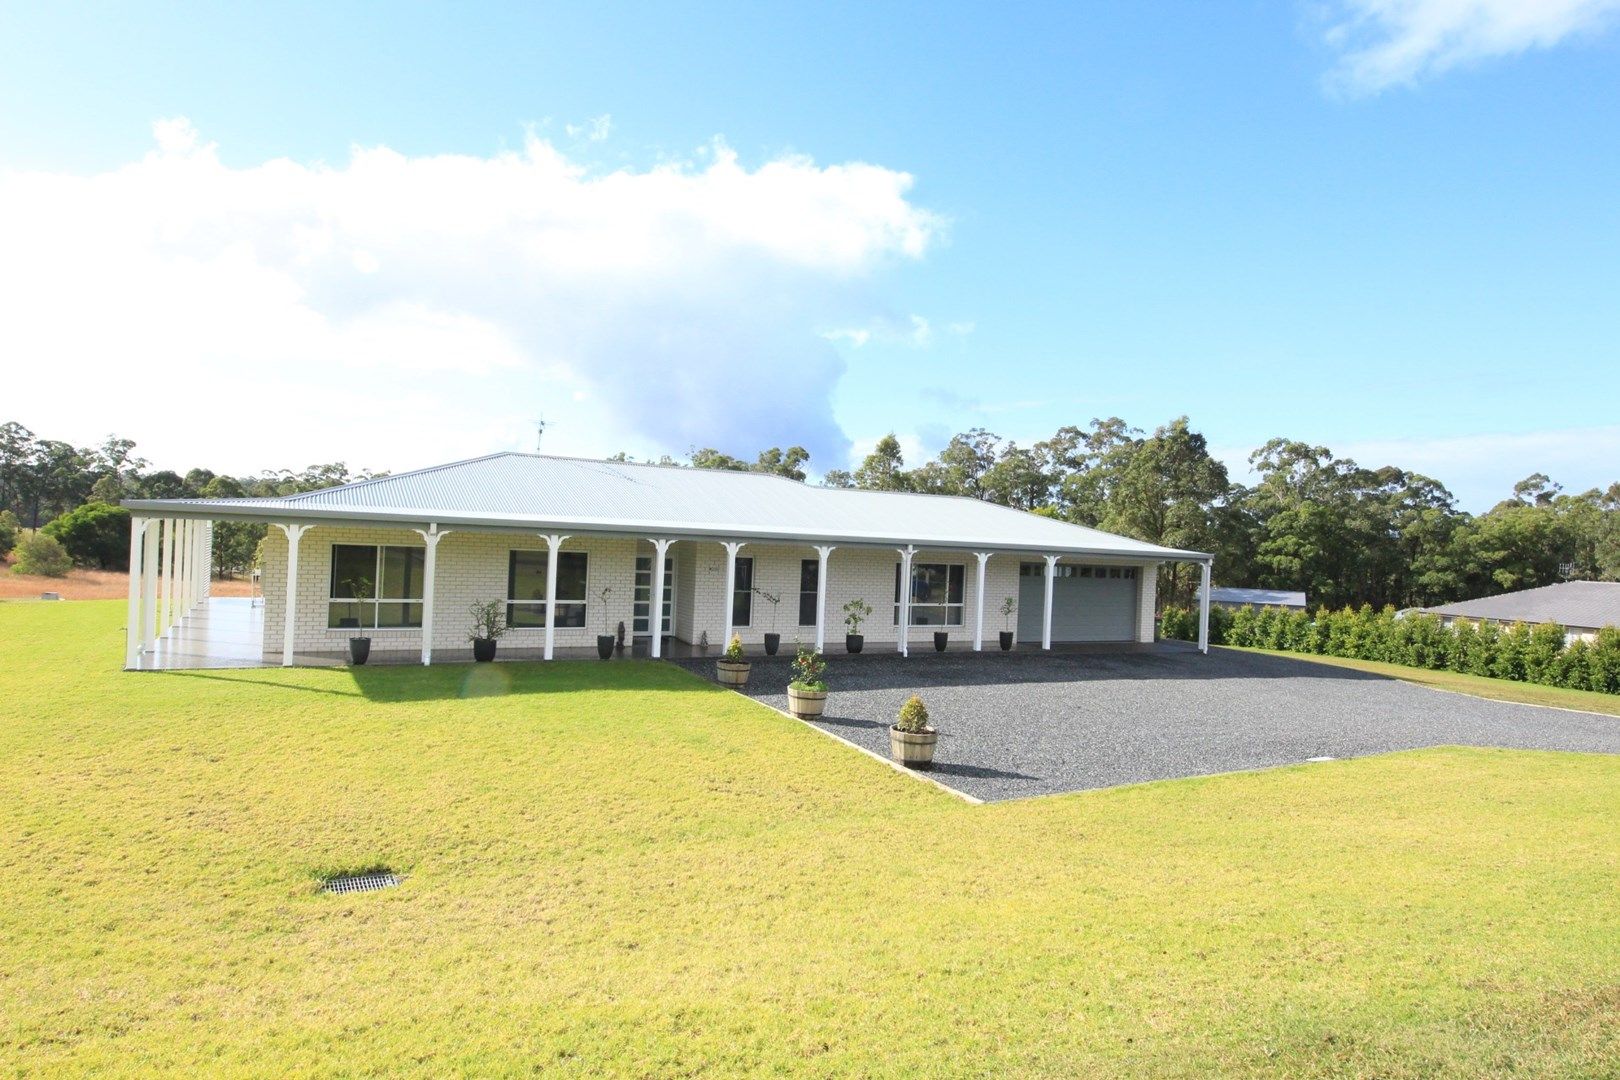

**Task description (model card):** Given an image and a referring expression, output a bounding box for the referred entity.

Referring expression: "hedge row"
[1159,603,1620,696]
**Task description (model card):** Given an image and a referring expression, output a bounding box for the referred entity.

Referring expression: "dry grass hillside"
[0,556,255,600]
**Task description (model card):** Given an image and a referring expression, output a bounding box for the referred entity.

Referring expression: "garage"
[1017,562,1139,642]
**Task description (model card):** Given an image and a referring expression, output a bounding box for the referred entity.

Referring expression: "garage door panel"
[1018,563,1139,642]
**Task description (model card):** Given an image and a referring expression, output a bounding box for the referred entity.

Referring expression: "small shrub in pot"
[889,693,938,768]
[786,646,828,718]
[716,633,751,687]
[467,599,506,662]
[843,598,872,654]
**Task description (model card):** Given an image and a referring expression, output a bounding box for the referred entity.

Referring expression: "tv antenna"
[534,417,548,453]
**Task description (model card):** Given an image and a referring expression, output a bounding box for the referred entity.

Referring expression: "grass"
[0,555,254,600]
[1,601,1617,1077]
[1228,645,1620,718]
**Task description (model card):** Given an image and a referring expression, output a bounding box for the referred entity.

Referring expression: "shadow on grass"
[160,657,715,704]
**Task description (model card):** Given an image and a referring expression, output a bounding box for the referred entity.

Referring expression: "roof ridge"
[495,450,812,488]
[283,451,515,502]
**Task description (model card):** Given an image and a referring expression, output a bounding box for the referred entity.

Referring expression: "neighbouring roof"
[1421,580,1620,631]
[124,452,1210,560]
[1209,587,1308,608]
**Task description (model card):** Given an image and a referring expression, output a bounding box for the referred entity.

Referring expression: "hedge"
[1158,603,1620,696]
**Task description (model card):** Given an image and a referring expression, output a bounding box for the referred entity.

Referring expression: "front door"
[633,554,675,636]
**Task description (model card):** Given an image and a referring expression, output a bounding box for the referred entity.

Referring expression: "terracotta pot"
[999,631,1014,651]
[889,726,938,768]
[348,637,371,665]
[472,638,497,663]
[787,686,827,718]
[716,659,751,687]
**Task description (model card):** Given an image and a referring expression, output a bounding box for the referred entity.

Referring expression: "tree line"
[0,420,383,576]
[7,415,1618,613]
[661,418,1620,611]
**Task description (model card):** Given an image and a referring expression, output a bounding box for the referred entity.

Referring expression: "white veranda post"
[142,515,160,651]
[413,526,449,666]
[648,538,673,658]
[813,545,835,654]
[275,523,310,667]
[175,520,188,616]
[721,542,746,645]
[973,551,991,652]
[125,516,147,668]
[1042,554,1058,651]
[161,518,176,633]
[541,534,569,661]
[896,545,917,657]
[1197,559,1212,654]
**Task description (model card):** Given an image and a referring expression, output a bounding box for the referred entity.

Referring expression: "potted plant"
[755,587,783,655]
[467,599,505,662]
[890,693,937,769]
[595,585,615,660]
[933,630,949,652]
[716,633,750,687]
[843,598,872,654]
[999,596,1017,651]
[786,645,827,718]
[341,571,374,665]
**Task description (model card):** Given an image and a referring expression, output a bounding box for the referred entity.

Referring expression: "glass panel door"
[632,555,675,635]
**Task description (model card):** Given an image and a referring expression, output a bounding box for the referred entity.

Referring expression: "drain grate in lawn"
[321,871,401,895]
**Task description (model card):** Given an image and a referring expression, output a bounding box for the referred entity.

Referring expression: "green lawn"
[1230,646,1620,718]
[3,602,1618,1077]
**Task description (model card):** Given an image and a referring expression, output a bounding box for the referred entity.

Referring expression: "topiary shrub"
[11,532,72,577]
[722,633,745,662]
[895,694,932,733]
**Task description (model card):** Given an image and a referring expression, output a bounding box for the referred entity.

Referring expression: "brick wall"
[260,525,1163,661]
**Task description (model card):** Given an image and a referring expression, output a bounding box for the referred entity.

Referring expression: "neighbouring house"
[120,453,1214,668]
[1420,580,1620,645]
[1209,587,1308,611]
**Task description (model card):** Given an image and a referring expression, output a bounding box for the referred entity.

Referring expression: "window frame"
[730,556,754,628]
[798,558,819,626]
[893,561,966,627]
[327,543,425,630]
[506,549,590,629]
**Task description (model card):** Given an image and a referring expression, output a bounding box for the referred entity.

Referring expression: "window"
[798,559,819,626]
[633,554,674,634]
[507,550,589,628]
[731,556,753,627]
[328,544,425,629]
[894,562,965,626]
[1019,562,1139,580]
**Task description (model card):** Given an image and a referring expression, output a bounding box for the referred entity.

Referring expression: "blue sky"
[2,1,1617,510]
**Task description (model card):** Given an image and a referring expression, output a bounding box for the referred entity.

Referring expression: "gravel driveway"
[679,645,1620,801]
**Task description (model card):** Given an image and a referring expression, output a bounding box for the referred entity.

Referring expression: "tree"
[688,447,750,472]
[42,502,132,570]
[853,434,909,491]
[821,469,855,489]
[753,446,810,481]
[0,509,17,558]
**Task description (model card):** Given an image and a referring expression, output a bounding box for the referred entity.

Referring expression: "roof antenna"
[535,417,547,453]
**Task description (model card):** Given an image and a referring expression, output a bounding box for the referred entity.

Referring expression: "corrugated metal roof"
[1422,581,1620,630]
[124,452,1210,559]
[1210,587,1308,608]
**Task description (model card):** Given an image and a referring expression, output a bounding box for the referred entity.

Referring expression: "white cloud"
[0,119,942,473]
[565,114,613,142]
[1322,0,1620,93]
[821,312,936,349]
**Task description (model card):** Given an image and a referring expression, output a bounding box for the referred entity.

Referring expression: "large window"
[894,562,965,626]
[798,558,819,626]
[328,544,425,629]
[507,550,589,628]
[731,556,754,627]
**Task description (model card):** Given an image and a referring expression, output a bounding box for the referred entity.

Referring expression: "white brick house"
[122,453,1214,667]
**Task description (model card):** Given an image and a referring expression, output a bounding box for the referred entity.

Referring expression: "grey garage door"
[1017,563,1139,642]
